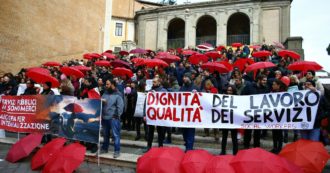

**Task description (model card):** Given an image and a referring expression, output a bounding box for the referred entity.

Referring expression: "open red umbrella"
[245,62,276,72]
[230,148,290,173]
[204,155,235,173]
[287,61,323,71]
[181,149,213,173]
[102,52,116,60]
[130,48,147,54]
[201,62,230,73]
[119,50,129,56]
[251,51,272,58]
[280,157,304,173]
[43,61,62,67]
[231,42,243,48]
[250,45,261,50]
[64,103,83,113]
[278,50,300,60]
[60,67,84,78]
[131,57,145,65]
[26,67,50,74]
[95,60,111,67]
[83,53,102,60]
[188,54,209,65]
[112,67,133,77]
[216,61,233,71]
[6,133,43,163]
[205,51,222,61]
[72,66,91,72]
[279,139,330,173]
[104,50,113,54]
[233,58,254,72]
[155,54,181,64]
[137,147,184,173]
[197,43,214,50]
[110,59,131,68]
[182,50,197,56]
[43,143,86,173]
[26,70,60,88]
[216,45,226,51]
[142,59,169,68]
[31,138,67,170]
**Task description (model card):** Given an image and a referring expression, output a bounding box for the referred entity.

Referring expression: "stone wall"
[0,0,106,74]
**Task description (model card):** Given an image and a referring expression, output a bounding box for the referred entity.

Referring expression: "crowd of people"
[1,43,329,158]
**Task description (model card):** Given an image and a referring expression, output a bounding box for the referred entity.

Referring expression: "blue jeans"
[300,128,320,142]
[183,128,195,151]
[102,118,121,152]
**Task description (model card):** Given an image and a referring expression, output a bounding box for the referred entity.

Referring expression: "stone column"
[157,16,166,51]
[251,7,261,44]
[185,14,196,48]
[218,11,227,45]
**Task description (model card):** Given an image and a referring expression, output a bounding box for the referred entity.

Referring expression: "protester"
[22,79,37,95]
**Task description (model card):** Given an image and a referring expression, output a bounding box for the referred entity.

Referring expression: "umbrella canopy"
[141,59,169,68]
[94,60,111,67]
[278,50,301,60]
[230,148,290,173]
[201,62,230,73]
[155,54,181,64]
[60,67,84,78]
[43,61,62,67]
[273,41,286,49]
[188,54,209,65]
[31,138,67,170]
[205,51,222,61]
[110,59,131,68]
[287,61,323,71]
[280,157,304,173]
[216,61,234,71]
[43,143,86,173]
[233,58,255,72]
[182,50,197,56]
[204,155,236,173]
[279,139,330,173]
[119,50,129,56]
[6,133,43,163]
[64,103,83,113]
[245,62,276,72]
[26,67,50,74]
[137,147,184,173]
[112,67,133,78]
[216,45,226,51]
[231,42,243,48]
[131,57,145,65]
[130,48,147,54]
[102,52,117,60]
[251,51,272,58]
[104,50,113,53]
[83,53,102,60]
[26,70,60,88]
[249,45,261,50]
[72,66,91,72]
[196,43,214,50]
[181,149,213,173]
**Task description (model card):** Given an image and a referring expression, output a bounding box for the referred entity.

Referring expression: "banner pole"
[97,99,103,166]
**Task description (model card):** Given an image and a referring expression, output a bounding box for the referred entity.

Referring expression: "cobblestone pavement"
[0,144,135,173]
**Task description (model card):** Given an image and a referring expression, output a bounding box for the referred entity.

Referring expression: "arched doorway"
[227,12,250,45]
[196,15,217,46]
[167,18,185,49]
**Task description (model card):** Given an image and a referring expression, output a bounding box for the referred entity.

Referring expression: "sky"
[147,0,330,72]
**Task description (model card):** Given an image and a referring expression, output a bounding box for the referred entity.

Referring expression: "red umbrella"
[137,147,185,173]
[280,157,304,173]
[64,103,83,113]
[216,61,233,71]
[231,42,243,48]
[142,59,169,68]
[26,71,60,88]
[112,67,133,77]
[251,51,272,58]
[155,54,181,64]
[201,62,230,73]
[287,61,323,71]
[250,45,261,49]
[182,50,197,56]
[204,155,235,173]
[95,60,111,67]
[110,59,131,68]
[233,58,254,72]
[119,50,129,56]
[60,67,84,78]
[6,133,43,163]
[230,148,289,173]
[245,62,276,72]
[279,139,330,173]
[205,51,222,61]
[83,53,102,60]
[157,51,170,56]
[181,149,213,173]
[196,43,214,50]
[31,138,67,170]
[72,66,91,72]
[43,61,62,67]
[188,54,209,65]
[26,67,50,74]
[104,50,113,53]
[102,52,117,59]
[131,58,145,66]
[43,143,86,173]
[278,50,300,60]
[216,45,226,51]
[130,48,147,54]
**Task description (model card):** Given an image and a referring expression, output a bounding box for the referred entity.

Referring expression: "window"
[115,23,123,36]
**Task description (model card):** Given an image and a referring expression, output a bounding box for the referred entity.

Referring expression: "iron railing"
[167,38,185,49]
[196,36,216,47]
[227,34,250,45]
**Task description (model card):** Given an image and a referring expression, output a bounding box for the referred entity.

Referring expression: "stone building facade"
[135,0,291,50]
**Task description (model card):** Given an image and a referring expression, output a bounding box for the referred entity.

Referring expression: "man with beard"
[144,77,167,152]
[101,79,124,158]
[180,72,199,151]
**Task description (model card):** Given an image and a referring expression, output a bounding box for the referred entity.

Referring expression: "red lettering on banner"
[147,107,203,123]
[190,93,201,106]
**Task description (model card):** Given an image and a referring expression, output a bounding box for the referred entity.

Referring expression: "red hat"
[281,76,290,87]
[210,87,218,94]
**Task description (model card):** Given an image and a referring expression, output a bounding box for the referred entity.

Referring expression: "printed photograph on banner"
[51,96,101,144]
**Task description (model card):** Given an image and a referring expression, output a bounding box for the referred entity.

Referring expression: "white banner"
[145,90,321,129]
[134,92,147,117]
